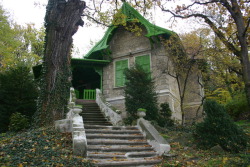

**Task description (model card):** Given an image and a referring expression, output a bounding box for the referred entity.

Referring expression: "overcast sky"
[0,0,198,58]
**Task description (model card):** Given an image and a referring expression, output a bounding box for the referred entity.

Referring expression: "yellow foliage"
[206,88,232,104]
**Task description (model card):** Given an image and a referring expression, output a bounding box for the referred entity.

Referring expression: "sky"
[0,0,199,58]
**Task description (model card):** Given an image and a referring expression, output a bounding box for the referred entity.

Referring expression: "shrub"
[158,103,174,127]
[124,65,158,122]
[0,65,37,132]
[9,112,30,132]
[193,100,248,153]
[225,92,249,120]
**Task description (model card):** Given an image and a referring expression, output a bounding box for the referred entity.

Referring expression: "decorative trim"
[156,89,180,102]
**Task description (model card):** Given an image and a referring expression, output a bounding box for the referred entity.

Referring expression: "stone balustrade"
[55,87,87,157]
[95,89,123,125]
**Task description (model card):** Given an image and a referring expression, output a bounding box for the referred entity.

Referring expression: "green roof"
[32,58,110,79]
[85,2,175,59]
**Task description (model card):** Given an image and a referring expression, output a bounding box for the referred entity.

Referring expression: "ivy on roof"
[85,2,175,59]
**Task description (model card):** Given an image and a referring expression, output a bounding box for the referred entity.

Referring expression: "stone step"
[82,113,103,116]
[81,111,102,113]
[125,152,158,158]
[87,145,153,152]
[86,134,144,140]
[85,129,141,134]
[93,158,162,167]
[83,105,99,108]
[81,113,104,116]
[88,153,126,159]
[84,125,138,130]
[82,111,102,113]
[84,123,112,126]
[82,116,105,119]
[83,118,108,121]
[82,103,98,105]
[79,101,162,166]
[87,139,148,145]
[84,121,112,124]
[83,108,100,111]
[88,152,157,159]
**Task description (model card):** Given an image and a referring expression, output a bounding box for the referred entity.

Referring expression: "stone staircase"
[80,101,162,167]
[81,102,112,126]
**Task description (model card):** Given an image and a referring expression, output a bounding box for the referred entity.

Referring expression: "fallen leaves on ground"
[0,127,94,167]
[156,122,250,167]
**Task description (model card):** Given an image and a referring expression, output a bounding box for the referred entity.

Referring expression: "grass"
[157,121,250,167]
[0,127,94,167]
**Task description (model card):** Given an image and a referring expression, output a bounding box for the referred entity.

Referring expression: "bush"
[225,92,249,120]
[193,100,248,153]
[0,65,37,132]
[124,65,158,122]
[9,112,29,132]
[157,103,174,127]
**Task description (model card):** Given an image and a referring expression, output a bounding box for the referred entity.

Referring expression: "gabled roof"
[85,2,175,59]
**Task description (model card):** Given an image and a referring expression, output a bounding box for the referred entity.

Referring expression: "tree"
[0,4,44,71]
[163,34,204,125]
[0,5,17,69]
[156,0,250,106]
[124,65,158,122]
[0,65,37,133]
[180,28,243,100]
[35,0,85,126]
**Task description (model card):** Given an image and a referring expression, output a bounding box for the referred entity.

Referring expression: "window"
[115,59,128,87]
[135,55,150,74]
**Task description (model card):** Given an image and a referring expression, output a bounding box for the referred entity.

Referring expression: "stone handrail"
[55,87,87,157]
[95,89,123,125]
[137,112,170,155]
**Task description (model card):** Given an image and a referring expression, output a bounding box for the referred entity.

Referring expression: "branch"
[99,0,105,12]
[243,17,250,37]
[228,66,243,76]
[83,14,110,27]
[161,7,241,57]
[175,0,220,13]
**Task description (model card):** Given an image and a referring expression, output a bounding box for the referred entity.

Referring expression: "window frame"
[134,54,151,75]
[114,58,129,88]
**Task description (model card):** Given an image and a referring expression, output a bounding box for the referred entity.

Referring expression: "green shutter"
[115,59,128,87]
[135,55,150,74]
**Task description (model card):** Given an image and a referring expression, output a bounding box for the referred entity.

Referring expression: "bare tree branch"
[160,7,241,58]
[243,17,250,37]
[175,0,220,13]
[83,14,110,27]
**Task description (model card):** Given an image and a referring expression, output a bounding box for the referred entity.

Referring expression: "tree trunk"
[36,0,85,126]
[226,0,250,106]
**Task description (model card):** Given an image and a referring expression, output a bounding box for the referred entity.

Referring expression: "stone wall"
[103,26,153,115]
[183,65,204,124]
[102,26,201,123]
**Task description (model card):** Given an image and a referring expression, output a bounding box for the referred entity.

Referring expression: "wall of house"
[102,26,196,123]
[103,26,153,118]
[183,65,204,124]
[151,42,182,122]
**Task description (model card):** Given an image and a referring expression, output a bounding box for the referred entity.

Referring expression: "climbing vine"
[34,0,85,126]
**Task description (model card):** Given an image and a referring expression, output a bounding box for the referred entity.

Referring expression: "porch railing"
[83,89,96,100]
